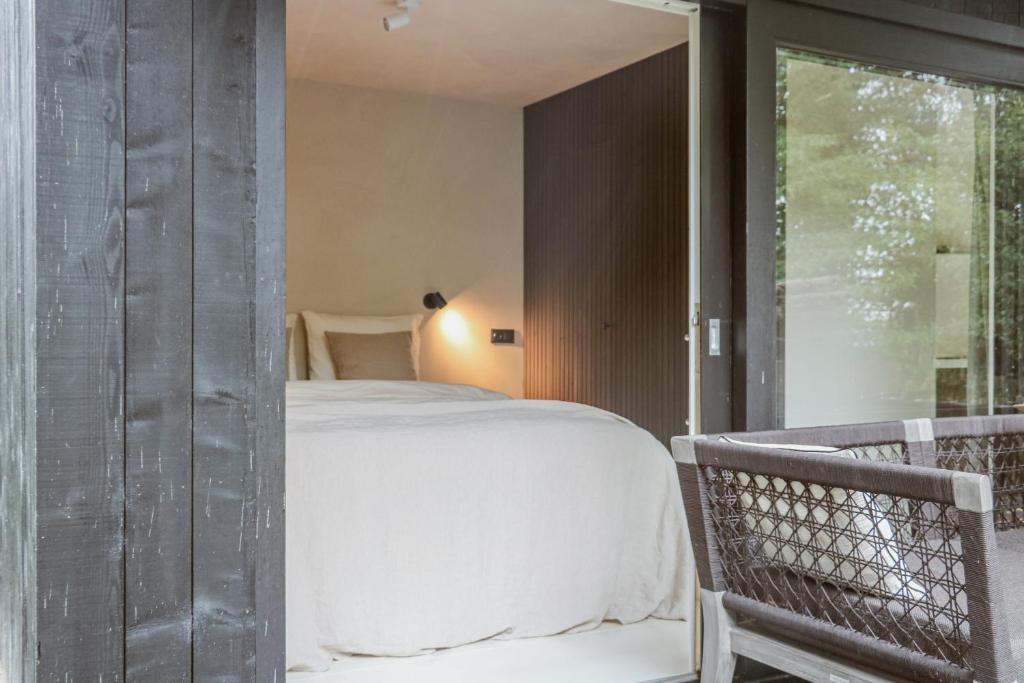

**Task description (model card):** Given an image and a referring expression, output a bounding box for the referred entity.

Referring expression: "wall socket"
[490,329,515,345]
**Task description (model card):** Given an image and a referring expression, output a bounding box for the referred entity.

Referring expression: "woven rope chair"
[675,416,1024,683]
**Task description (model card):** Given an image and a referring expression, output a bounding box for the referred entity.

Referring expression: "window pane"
[776,48,1024,428]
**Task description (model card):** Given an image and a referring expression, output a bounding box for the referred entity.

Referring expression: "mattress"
[286,380,694,671]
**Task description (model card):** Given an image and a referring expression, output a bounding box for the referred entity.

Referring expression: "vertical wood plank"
[124,0,193,679]
[34,0,126,679]
[991,0,1021,24]
[963,0,996,19]
[193,0,260,678]
[524,45,689,446]
[931,0,969,13]
[254,0,287,680]
[903,0,1024,24]
[1,1,38,681]
[699,5,742,434]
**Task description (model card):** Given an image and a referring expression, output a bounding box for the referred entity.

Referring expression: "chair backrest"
[931,415,1024,531]
[674,416,1015,683]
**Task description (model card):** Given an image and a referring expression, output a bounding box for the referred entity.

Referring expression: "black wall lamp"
[423,291,447,310]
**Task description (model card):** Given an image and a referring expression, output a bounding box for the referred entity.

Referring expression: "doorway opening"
[283,1,700,680]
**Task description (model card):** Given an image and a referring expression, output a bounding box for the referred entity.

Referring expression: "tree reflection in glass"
[775,48,1024,428]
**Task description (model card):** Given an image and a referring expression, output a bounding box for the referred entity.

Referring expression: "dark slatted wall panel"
[35,0,126,679]
[900,0,1024,26]
[524,45,689,446]
[1,1,36,681]
[124,0,193,679]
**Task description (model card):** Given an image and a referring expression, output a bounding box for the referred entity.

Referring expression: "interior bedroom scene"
[284,0,698,681]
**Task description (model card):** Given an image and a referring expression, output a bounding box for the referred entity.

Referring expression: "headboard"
[286,312,309,380]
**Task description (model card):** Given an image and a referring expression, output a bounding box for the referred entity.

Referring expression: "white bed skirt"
[287,618,696,683]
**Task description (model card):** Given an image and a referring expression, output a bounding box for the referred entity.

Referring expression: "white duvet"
[286,380,693,671]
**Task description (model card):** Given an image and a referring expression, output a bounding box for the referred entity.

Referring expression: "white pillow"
[302,310,423,381]
[286,313,299,381]
[725,439,925,601]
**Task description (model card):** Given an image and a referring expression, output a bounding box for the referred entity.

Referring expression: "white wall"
[287,80,524,396]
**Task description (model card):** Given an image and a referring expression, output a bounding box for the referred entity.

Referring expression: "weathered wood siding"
[124,0,194,679]
[193,0,262,676]
[902,0,1024,26]
[0,1,37,682]
[10,1,286,680]
[254,0,288,678]
[35,0,127,679]
[192,0,286,680]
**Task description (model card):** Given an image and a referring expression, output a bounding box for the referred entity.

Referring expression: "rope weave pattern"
[701,462,971,670]
[935,432,1024,531]
[845,442,910,465]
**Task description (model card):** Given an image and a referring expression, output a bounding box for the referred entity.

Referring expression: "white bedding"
[286,380,693,671]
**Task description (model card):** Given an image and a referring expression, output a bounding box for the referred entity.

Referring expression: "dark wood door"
[524,45,689,446]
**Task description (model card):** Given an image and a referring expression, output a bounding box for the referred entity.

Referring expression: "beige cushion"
[303,310,422,381]
[326,331,416,381]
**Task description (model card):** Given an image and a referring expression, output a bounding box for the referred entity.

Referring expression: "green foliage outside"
[775,49,1024,418]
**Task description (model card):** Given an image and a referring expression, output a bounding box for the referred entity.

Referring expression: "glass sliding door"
[775,48,1024,428]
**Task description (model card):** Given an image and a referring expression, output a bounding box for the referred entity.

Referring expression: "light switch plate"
[491,329,515,345]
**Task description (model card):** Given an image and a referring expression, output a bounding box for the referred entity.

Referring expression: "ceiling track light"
[383,0,419,31]
[383,12,411,31]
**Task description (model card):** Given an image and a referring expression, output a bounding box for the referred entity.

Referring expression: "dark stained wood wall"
[900,0,1024,26]
[8,1,286,681]
[524,45,689,446]
[35,1,127,677]
[1,1,37,682]
[125,1,193,678]
[192,0,286,678]
[193,1,262,676]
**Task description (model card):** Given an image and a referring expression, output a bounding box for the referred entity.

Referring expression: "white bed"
[290,618,694,683]
[286,380,695,680]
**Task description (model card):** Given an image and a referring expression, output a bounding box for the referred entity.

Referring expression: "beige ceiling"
[287,0,689,106]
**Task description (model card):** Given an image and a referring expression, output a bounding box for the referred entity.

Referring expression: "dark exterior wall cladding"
[1,1,36,681]
[7,0,286,681]
[900,0,1024,26]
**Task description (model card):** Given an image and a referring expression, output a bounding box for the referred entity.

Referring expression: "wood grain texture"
[699,6,743,435]
[524,45,689,446]
[124,0,193,679]
[901,0,1024,26]
[34,0,126,679]
[192,0,261,678]
[1,1,37,681]
[254,0,287,680]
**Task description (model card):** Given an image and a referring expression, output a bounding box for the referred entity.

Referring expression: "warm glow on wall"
[440,309,470,345]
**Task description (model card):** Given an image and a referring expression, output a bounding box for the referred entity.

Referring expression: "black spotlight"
[423,291,447,310]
